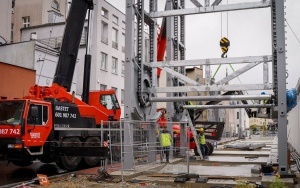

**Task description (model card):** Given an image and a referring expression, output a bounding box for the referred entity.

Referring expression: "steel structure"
[124,0,287,174]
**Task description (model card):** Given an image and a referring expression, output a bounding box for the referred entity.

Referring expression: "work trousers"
[161,146,170,162]
[200,144,206,157]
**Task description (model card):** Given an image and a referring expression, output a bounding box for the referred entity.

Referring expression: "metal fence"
[102,121,190,173]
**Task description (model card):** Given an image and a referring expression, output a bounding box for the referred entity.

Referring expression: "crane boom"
[53,0,93,91]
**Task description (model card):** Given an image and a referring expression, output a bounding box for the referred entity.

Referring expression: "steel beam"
[153,84,272,93]
[183,104,273,109]
[150,94,272,102]
[215,62,261,85]
[211,0,222,6]
[150,1,271,18]
[263,62,269,87]
[190,0,203,7]
[147,55,272,68]
[160,67,199,85]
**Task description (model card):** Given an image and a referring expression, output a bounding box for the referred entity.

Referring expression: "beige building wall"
[0,62,35,99]
[186,67,207,121]
[12,0,67,42]
[0,0,12,44]
[249,117,273,128]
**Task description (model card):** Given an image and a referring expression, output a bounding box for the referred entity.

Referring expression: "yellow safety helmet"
[199,127,204,132]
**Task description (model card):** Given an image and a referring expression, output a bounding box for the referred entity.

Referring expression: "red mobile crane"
[0,0,120,171]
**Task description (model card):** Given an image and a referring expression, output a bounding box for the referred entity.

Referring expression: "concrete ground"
[74,134,297,188]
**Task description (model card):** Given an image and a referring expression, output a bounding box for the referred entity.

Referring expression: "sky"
[107,0,300,92]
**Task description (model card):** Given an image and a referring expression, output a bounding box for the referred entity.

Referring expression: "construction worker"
[160,127,172,163]
[199,127,208,159]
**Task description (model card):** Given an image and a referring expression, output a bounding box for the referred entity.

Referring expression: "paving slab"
[261,176,294,188]
[224,143,266,150]
[204,155,269,164]
[213,150,270,156]
[158,164,260,177]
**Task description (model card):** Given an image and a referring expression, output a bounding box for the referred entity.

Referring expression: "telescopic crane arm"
[53,0,93,92]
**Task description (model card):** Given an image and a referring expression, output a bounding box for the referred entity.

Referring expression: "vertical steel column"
[124,0,137,170]
[180,0,185,74]
[166,0,174,159]
[148,0,158,163]
[272,0,288,174]
[263,62,269,86]
[150,0,158,88]
[179,0,187,155]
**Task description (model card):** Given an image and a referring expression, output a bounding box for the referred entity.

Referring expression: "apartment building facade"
[0,0,127,117]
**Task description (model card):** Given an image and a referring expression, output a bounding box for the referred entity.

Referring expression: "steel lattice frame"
[124,0,287,173]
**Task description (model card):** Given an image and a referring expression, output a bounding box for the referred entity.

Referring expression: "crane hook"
[220,37,230,58]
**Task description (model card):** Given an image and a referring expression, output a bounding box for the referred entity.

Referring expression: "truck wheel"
[11,160,33,167]
[83,137,101,167]
[56,137,82,171]
[206,142,214,155]
[194,147,200,156]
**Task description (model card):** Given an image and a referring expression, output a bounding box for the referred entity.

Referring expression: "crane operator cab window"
[100,94,120,110]
[27,104,48,126]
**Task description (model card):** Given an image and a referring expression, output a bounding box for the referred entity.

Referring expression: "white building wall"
[90,0,126,117]
[0,42,35,69]
[0,0,12,44]
[287,94,300,153]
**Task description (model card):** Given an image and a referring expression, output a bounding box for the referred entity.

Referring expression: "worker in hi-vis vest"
[199,127,208,159]
[160,127,172,163]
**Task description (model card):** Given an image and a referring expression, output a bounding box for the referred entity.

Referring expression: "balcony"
[38,33,87,49]
[112,41,118,49]
[101,35,108,44]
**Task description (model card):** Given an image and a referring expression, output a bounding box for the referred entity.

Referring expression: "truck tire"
[83,137,101,167]
[206,142,214,155]
[194,146,209,156]
[194,143,213,156]
[56,137,82,171]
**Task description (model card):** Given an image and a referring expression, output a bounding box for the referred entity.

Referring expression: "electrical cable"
[285,19,300,45]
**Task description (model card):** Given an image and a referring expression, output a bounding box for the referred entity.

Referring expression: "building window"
[27,105,48,125]
[112,57,118,74]
[51,0,60,10]
[121,61,125,77]
[112,15,118,25]
[100,84,107,90]
[10,23,14,42]
[22,16,30,28]
[237,112,239,119]
[101,21,108,44]
[100,52,107,71]
[101,7,108,18]
[121,89,124,104]
[121,33,125,53]
[112,87,118,95]
[112,28,118,49]
[83,26,88,44]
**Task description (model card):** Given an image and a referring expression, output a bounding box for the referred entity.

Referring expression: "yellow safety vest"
[160,133,171,147]
[199,134,206,145]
